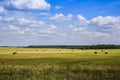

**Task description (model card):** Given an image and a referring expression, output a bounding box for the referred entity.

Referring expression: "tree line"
[27,45,120,49]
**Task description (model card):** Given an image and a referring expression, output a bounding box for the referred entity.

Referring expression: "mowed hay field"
[0,48,120,80]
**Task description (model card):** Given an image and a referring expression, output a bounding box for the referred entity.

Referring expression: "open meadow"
[0,48,120,80]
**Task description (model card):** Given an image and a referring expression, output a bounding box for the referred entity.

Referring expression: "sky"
[0,0,120,46]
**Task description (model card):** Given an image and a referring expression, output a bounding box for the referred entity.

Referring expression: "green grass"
[0,48,120,80]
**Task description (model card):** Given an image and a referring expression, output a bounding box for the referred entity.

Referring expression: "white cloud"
[4,17,15,22]
[68,25,75,28]
[90,16,120,25]
[73,27,86,32]
[76,14,120,34]
[0,16,2,20]
[0,6,7,14]
[64,15,120,44]
[0,13,120,45]
[77,15,120,29]
[3,25,26,35]
[89,16,120,35]
[10,25,26,34]
[90,32,109,38]
[0,16,15,22]
[1,17,58,37]
[38,25,57,34]
[68,25,86,32]
[68,25,110,43]
[77,15,89,25]
[18,18,45,27]
[77,15,86,21]
[18,31,26,35]
[8,25,20,31]
[50,13,72,21]
[5,0,51,10]
[55,6,62,9]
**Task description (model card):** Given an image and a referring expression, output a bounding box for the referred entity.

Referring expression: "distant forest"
[26,45,120,49]
[1,45,120,49]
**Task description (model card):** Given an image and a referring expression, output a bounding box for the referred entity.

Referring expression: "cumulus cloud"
[2,25,26,35]
[1,17,58,37]
[38,25,57,34]
[89,16,120,34]
[61,15,120,44]
[8,25,20,31]
[90,32,109,38]
[18,18,45,27]
[0,16,15,23]
[77,15,120,27]
[50,13,72,21]
[4,0,51,10]
[76,15,120,34]
[4,17,15,22]
[0,13,120,45]
[0,16,2,20]
[55,6,62,9]
[0,6,7,14]
[68,24,110,44]
[77,15,89,25]
[68,25,86,32]
[90,16,120,25]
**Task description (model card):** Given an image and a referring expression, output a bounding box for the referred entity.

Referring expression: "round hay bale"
[12,52,17,55]
[105,52,108,54]
[94,51,98,54]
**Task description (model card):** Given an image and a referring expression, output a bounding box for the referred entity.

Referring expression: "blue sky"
[0,0,120,46]
[47,0,120,17]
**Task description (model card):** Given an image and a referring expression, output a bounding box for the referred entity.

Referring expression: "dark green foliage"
[27,45,120,49]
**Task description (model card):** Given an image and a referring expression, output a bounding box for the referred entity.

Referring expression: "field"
[0,48,120,80]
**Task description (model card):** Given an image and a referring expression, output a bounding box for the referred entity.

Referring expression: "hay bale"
[94,51,98,54]
[105,52,108,54]
[12,52,17,55]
